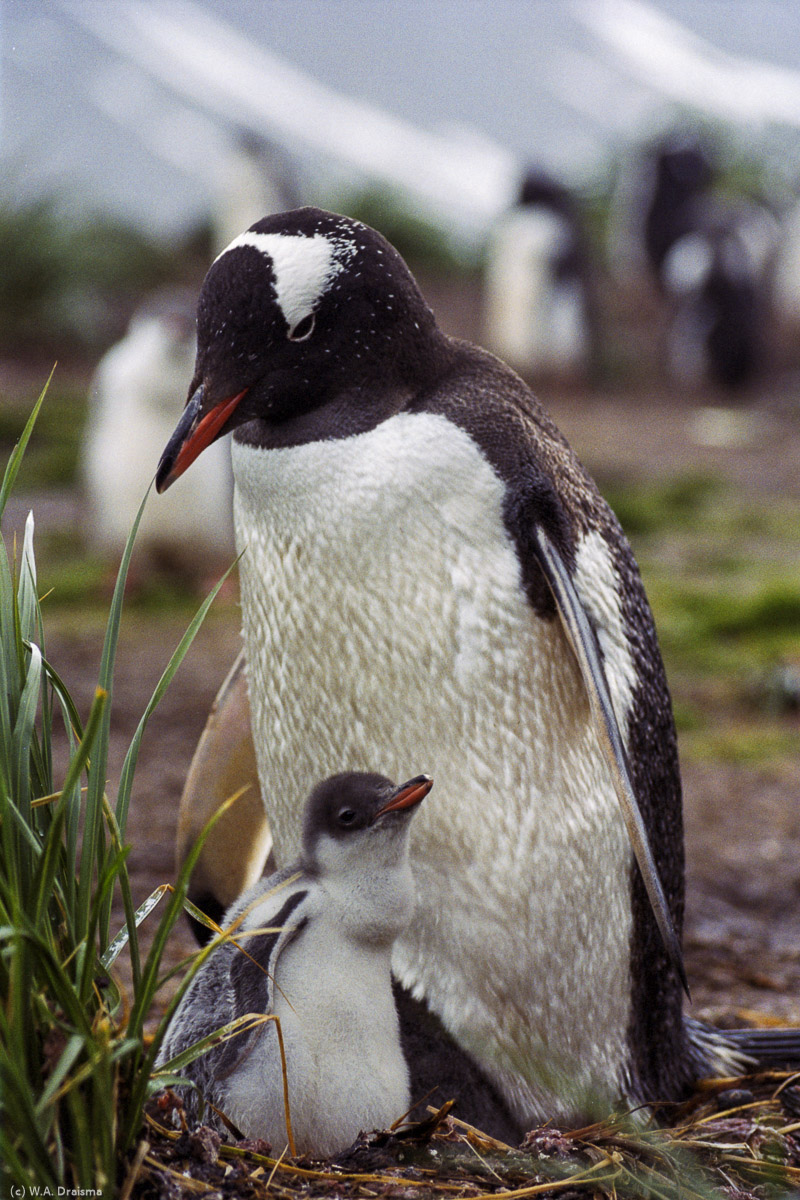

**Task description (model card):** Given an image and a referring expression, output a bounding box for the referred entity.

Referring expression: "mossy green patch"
[601,473,724,536]
[647,575,800,674]
[602,473,800,767]
[0,386,89,489]
[680,720,800,767]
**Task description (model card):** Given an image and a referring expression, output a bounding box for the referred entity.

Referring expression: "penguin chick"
[157,772,432,1158]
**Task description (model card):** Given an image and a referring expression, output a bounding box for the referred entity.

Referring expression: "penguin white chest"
[232,411,634,1121]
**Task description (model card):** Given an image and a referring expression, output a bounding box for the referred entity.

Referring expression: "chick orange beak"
[375,775,433,818]
[155,384,247,492]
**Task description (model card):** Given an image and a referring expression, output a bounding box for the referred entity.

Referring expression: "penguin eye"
[337,807,357,828]
[288,313,315,342]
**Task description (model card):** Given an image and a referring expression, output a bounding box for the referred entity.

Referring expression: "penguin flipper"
[686,1017,800,1076]
[157,878,308,1126]
[223,884,309,1071]
[533,525,689,996]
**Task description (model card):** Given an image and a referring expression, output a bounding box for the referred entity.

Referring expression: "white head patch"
[216,231,352,331]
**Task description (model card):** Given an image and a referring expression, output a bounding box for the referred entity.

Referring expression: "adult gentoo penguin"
[158,773,432,1156]
[156,208,796,1130]
[483,169,596,382]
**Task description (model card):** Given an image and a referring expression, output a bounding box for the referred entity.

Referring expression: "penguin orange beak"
[155,383,248,493]
[375,775,433,818]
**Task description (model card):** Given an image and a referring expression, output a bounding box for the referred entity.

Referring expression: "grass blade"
[114,554,240,839]
[0,367,54,519]
[101,884,171,970]
[78,485,150,940]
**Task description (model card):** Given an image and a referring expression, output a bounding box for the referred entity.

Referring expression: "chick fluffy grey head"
[301,772,432,869]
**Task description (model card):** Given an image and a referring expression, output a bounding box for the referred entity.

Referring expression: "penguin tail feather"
[720,1026,800,1068]
[687,1016,800,1076]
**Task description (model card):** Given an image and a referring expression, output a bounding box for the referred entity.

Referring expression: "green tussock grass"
[602,472,800,766]
[0,379,234,1194]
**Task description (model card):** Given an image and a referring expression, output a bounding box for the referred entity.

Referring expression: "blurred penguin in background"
[662,221,769,390]
[212,129,302,256]
[634,131,777,390]
[83,131,302,583]
[771,198,800,324]
[640,133,714,281]
[767,192,800,370]
[483,169,597,383]
[82,289,235,578]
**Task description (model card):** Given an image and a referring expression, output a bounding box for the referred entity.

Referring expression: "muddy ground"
[4,277,800,1041]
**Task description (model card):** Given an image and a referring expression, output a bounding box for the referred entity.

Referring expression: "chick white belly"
[224,921,408,1156]
[232,412,633,1122]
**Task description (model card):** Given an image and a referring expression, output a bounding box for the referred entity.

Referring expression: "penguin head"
[298,772,430,937]
[298,771,431,943]
[155,207,446,491]
[301,771,431,864]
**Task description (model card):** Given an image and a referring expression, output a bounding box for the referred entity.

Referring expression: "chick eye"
[288,313,315,342]
[337,807,357,827]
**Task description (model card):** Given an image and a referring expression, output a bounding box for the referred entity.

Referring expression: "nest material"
[125,1069,800,1200]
